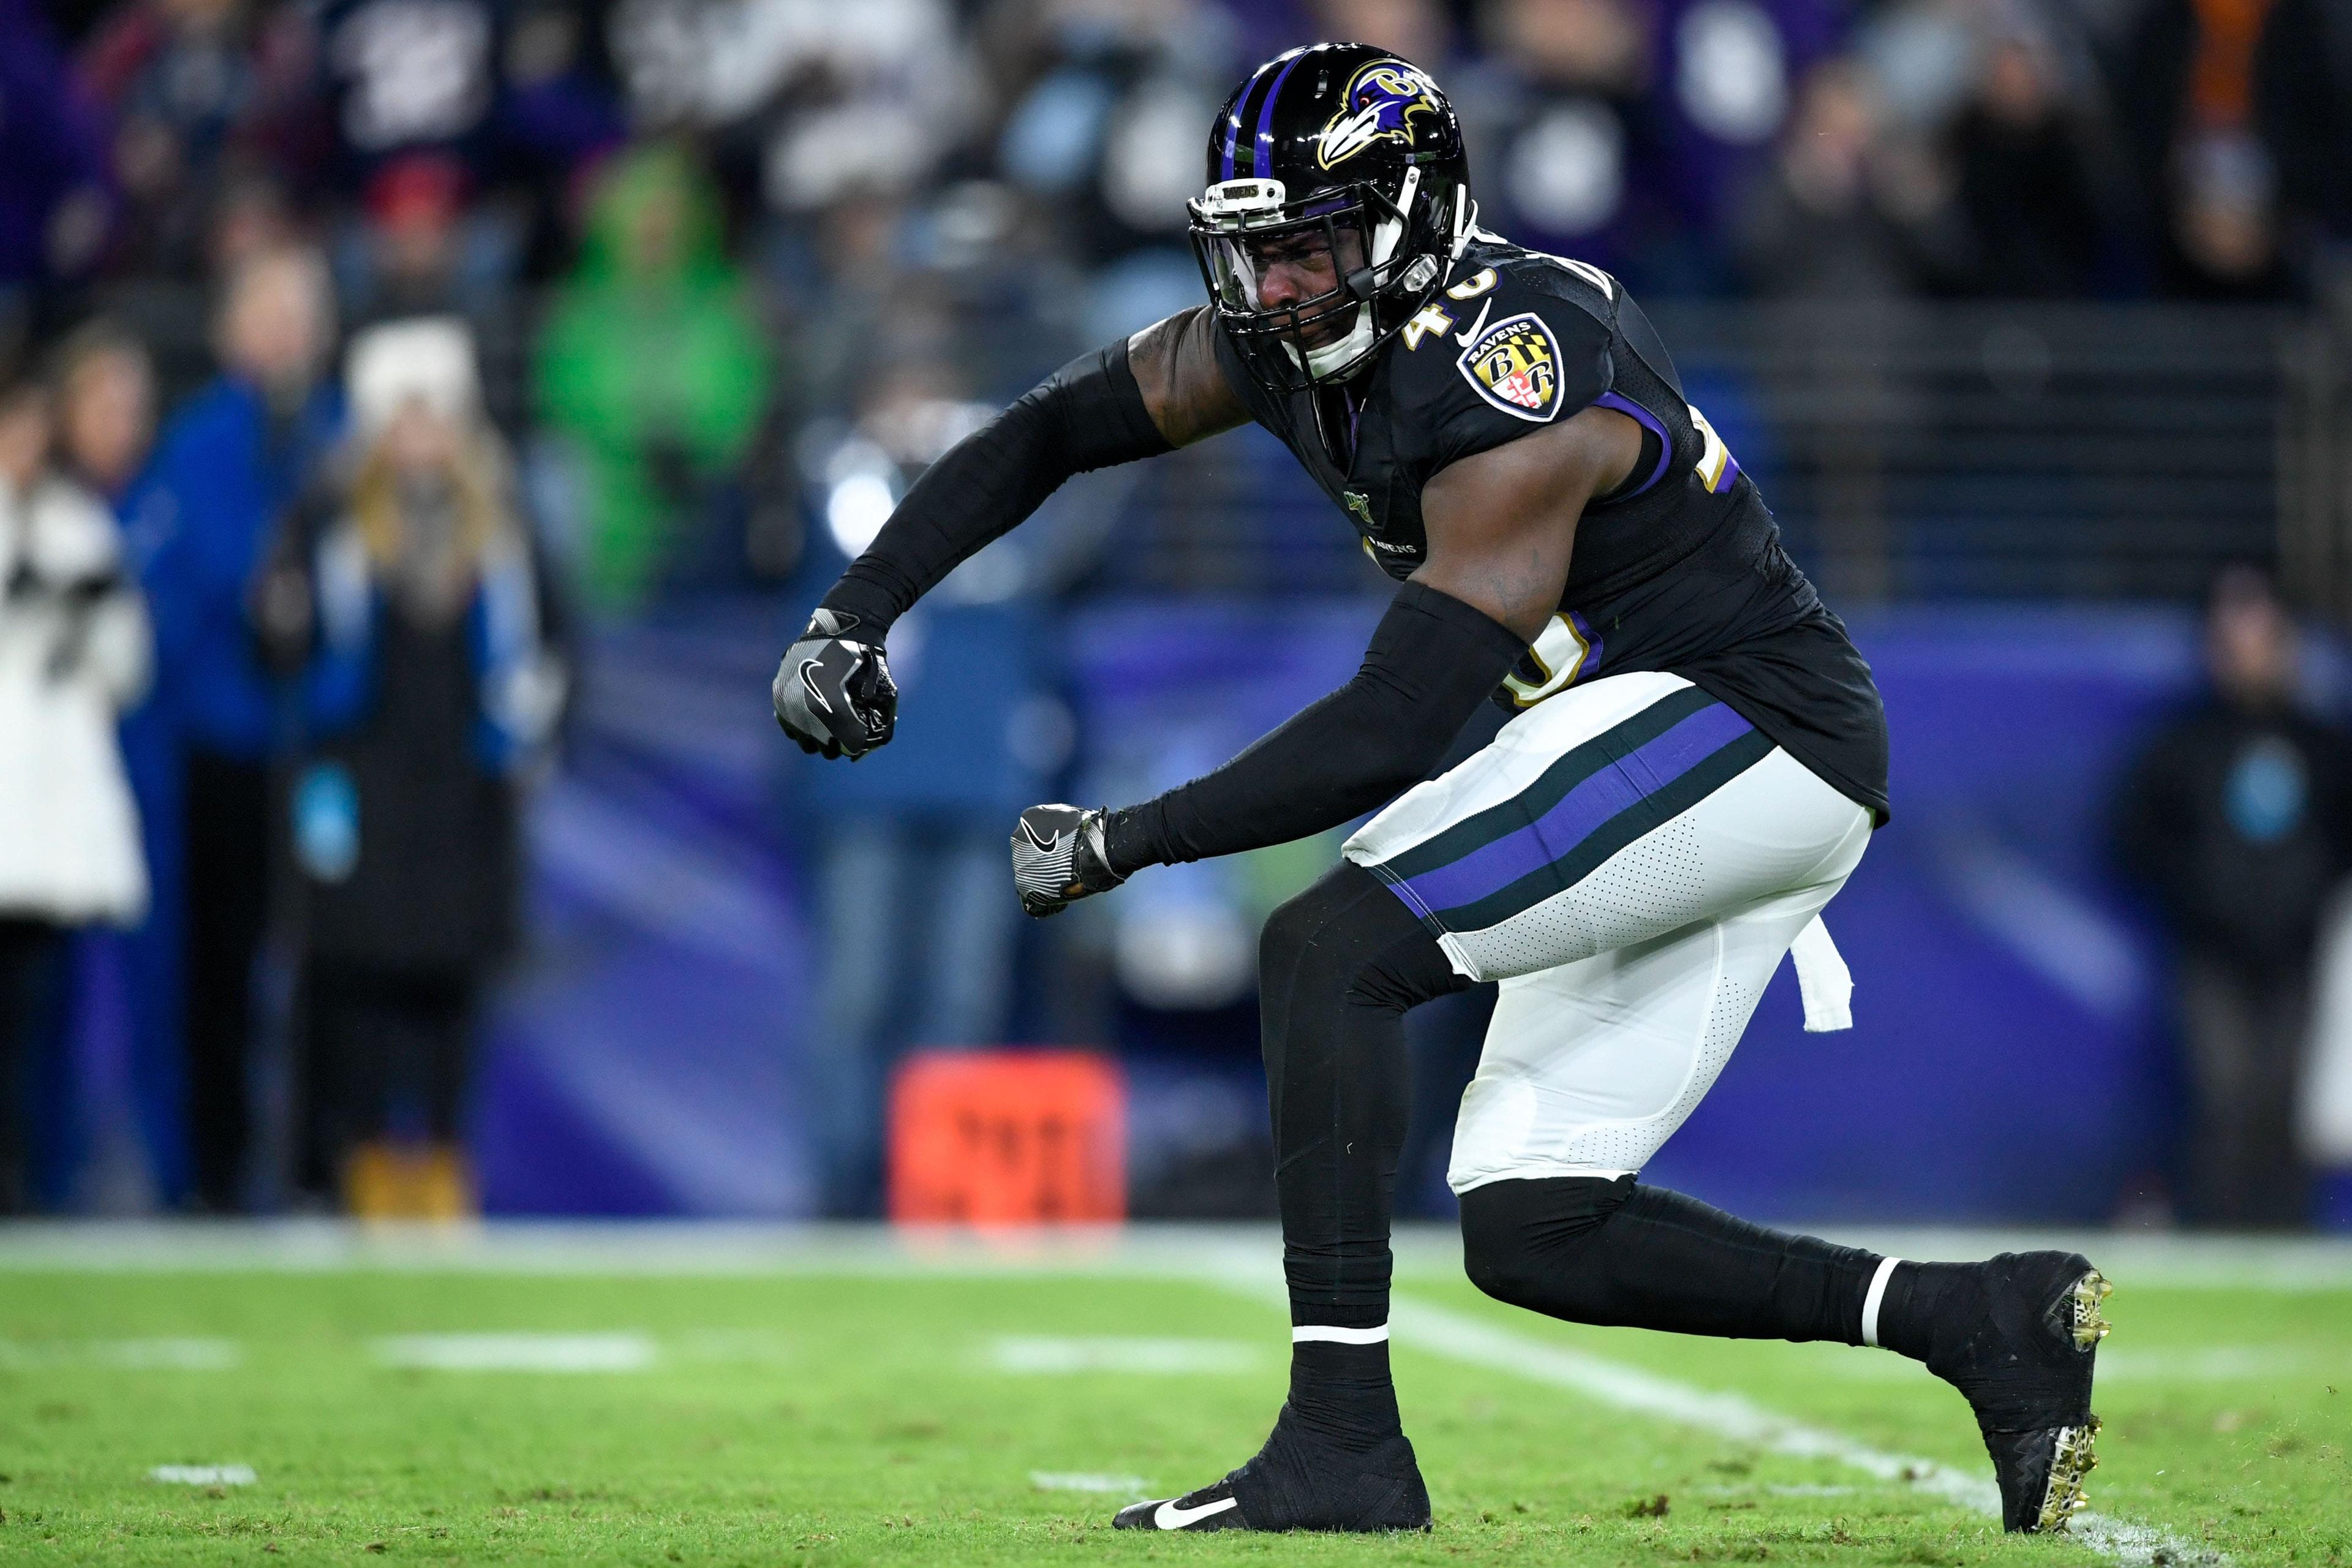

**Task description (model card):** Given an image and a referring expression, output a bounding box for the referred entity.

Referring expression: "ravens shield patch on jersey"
[1457,311,1564,423]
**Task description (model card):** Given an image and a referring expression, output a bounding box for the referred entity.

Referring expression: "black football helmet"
[1188,42,1474,394]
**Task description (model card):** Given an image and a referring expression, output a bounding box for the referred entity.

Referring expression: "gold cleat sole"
[2038,1268,2110,1532]
[2070,1269,2113,1351]
[2035,1417,2101,1531]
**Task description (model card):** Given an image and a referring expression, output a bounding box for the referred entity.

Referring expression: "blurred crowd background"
[6,0,2352,1228]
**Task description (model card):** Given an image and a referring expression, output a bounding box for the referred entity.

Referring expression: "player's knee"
[1258,863,1422,1002]
[1258,881,1333,990]
[1458,1176,1638,1312]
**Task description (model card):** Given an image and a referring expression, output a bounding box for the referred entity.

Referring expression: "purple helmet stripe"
[1219,54,1284,181]
[1223,64,1279,181]
[1249,49,1309,177]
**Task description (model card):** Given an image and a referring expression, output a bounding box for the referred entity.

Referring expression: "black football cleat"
[1111,1408,1431,1533]
[1920,1252,2111,1533]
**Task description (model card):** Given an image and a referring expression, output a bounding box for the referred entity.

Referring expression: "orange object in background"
[344,1142,477,1221]
[888,1050,1126,1224]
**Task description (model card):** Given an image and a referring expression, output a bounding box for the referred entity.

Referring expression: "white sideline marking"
[0,1221,2342,1290]
[1376,1293,2218,1568]
[149,1464,255,1486]
[988,1336,1259,1375]
[0,1338,243,1370]
[372,1333,658,1373]
[1030,1471,1152,1495]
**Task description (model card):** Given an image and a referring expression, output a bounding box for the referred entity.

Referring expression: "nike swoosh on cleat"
[1153,1496,1238,1529]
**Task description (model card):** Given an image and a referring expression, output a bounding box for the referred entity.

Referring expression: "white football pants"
[1341,671,1871,1193]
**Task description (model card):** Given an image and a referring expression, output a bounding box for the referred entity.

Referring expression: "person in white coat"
[0,364,153,1212]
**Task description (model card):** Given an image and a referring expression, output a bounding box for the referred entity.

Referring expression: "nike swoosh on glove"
[1011,804,1125,918]
[772,609,898,760]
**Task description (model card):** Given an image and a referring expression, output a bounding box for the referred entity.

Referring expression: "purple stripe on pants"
[1393,702,1754,915]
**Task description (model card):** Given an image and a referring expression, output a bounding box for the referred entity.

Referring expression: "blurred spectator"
[336,154,510,325]
[2251,0,2352,287]
[606,0,972,208]
[0,351,153,1213]
[1736,59,1958,298]
[2113,570,2352,1227]
[315,0,503,187]
[332,153,532,431]
[535,143,772,611]
[992,0,1227,286]
[1461,0,1666,280]
[205,168,302,280]
[78,0,281,277]
[1653,0,1844,290]
[794,360,1071,1216]
[2114,0,2306,298]
[257,318,568,1215]
[495,1,629,277]
[0,0,118,295]
[127,244,341,1211]
[1316,0,1451,61]
[50,318,159,505]
[1943,25,2113,296]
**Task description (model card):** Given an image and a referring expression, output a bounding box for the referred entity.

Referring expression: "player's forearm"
[817,337,1171,636]
[1104,582,1526,871]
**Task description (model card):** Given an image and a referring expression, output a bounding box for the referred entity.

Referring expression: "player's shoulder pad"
[1386,233,1615,447]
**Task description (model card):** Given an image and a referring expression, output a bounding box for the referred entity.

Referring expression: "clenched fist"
[1011,804,1126,917]
[772,609,897,760]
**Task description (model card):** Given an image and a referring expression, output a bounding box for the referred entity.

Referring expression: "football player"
[775,42,2108,1537]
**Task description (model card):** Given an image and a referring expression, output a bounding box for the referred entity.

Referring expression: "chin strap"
[1303,313,1379,377]
[1284,171,1472,383]
[1299,167,1431,380]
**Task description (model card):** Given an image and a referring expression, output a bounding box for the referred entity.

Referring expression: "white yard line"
[0,1219,2278,1562]
[1369,1290,2218,1568]
[0,1337,242,1370]
[0,1221,2343,1289]
[149,1464,255,1486]
[371,1332,658,1372]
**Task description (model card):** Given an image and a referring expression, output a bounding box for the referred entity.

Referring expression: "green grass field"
[0,1226,2344,1565]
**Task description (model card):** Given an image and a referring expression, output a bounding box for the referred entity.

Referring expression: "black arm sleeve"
[817,336,1172,636]
[1105,581,1529,872]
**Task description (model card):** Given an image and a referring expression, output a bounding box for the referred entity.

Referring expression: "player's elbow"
[1334,748,1443,823]
[1336,685,1458,802]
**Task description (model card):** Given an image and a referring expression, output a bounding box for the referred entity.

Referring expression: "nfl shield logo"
[1457,312,1564,423]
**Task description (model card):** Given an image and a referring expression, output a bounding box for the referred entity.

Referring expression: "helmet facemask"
[1189,168,1446,394]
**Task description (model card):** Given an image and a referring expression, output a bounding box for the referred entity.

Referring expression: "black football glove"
[1011,804,1126,918]
[772,609,897,760]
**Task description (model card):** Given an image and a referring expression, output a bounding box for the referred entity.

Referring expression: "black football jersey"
[1212,230,1890,822]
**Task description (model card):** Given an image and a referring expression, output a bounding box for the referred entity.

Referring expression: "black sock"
[1460,1176,1885,1345]
[1872,1261,1975,1363]
[1284,1340,1402,1453]
[1257,864,1467,1457]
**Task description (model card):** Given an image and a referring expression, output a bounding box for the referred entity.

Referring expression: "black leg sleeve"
[1460,1175,1882,1346]
[1259,861,1468,1329]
